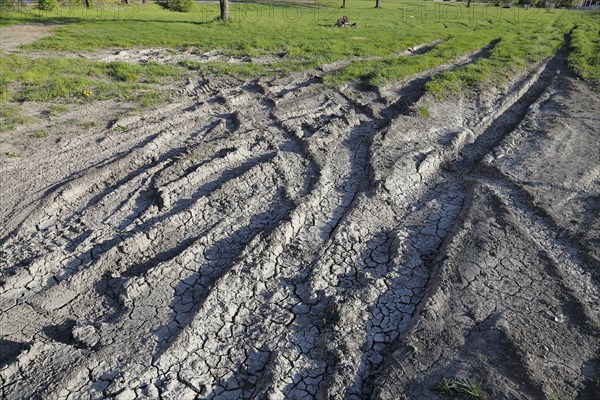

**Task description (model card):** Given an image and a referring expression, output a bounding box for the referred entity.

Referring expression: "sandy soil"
[0,28,599,400]
[0,24,59,54]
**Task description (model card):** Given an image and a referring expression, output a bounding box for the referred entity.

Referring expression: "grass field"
[0,1,598,108]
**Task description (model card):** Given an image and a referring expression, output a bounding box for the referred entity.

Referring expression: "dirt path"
[0,42,598,399]
[0,24,59,53]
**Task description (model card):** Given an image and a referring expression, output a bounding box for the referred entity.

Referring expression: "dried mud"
[1,34,599,400]
[0,24,58,54]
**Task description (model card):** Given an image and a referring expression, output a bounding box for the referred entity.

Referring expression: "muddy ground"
[0,24,599,400]
[0,23,57,54]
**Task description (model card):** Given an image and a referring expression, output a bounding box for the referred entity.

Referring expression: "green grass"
[0,55,185,102]
[324,33,496,86]
[30,129,49,138]
[9,3,421,56]
[569,20,600,88]
[188,148,207,163]
[433,377,485,400]
[3,3,587,60]
[0,1,598,106]
[0,52,184,132]
[138,91,167,108]
[42,104,70,117]
[426,18,571,98]
[0,104,31,132]
[78,119,97,129]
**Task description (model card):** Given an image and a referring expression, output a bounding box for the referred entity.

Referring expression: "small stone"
[553,314,565,323]
[72,324,101,349]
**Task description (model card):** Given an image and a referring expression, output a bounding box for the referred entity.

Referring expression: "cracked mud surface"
[1,39,599,399]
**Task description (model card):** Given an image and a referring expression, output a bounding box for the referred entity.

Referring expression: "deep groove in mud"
[454,44,569,172]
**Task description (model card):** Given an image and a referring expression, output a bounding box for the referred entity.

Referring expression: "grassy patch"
[569,21,600,88]
[418,106,430,118]
[106,61,140,82]
[433,377,485,400]
[0,55,186,103]
[324,33,495,87]
[0,104,31,132]
[78,119,97,129]
[1,1,598,92]
[425,18,574,98]
[188,150,206,162]
[138,91,167,108]
[30,129,49,138]
[42,104,70,117]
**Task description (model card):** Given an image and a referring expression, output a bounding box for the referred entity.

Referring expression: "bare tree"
[220,0,229,20]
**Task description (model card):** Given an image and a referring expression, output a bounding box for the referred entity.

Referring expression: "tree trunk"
[84,0,90,8]
[220,0,229,20]
[342,0,346,7]
[466,0,471,7]
[375,0,381,8]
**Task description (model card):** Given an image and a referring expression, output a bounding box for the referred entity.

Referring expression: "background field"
[0,1,598,108]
